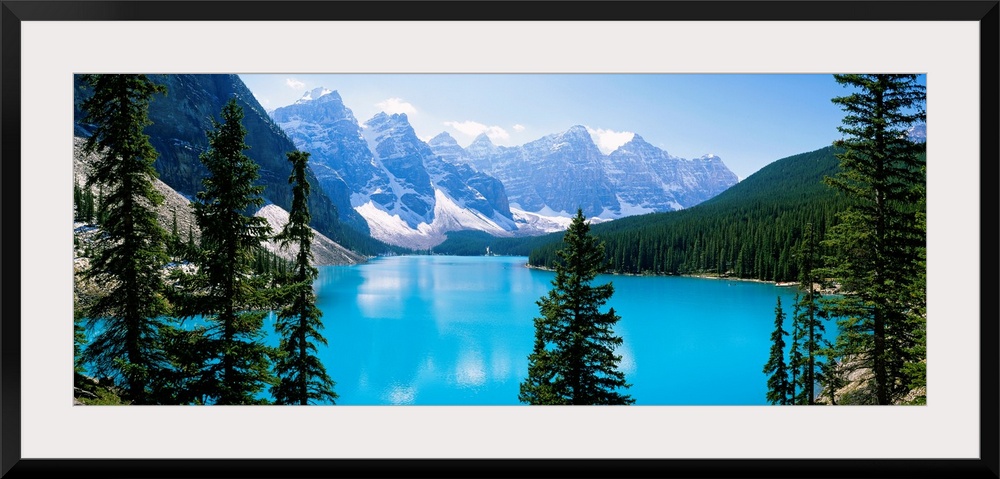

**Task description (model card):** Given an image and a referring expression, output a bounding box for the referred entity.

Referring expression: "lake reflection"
[310,255,802,405]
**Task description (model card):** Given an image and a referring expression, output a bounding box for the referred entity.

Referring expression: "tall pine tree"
[763,296,791,405]
[817,340,844,405]
[189,98,275,405]
[271,151,338,405]
[77,74,170,404]
[788,294,805,404]
[519,209,634,405]
[823,74,926,404]
[900,162,927,404]
[793,222,826,404]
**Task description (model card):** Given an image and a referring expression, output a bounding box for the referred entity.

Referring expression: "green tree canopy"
[186,98,275,405]
[823,74,926,405]
[271,151,338,405]
[792,222,826,404]
[519,209,634,405]
[77,74,170,404]
[763,296,791,405]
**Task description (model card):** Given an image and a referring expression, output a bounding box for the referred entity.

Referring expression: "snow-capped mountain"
[272,87,737,248]
[429,126,739,220]
[605,134,738,212]
[268,88,379,235]
[295,87,333,104]
[272,89,516,249]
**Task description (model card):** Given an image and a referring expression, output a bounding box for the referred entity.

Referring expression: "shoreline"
[522,262,804,287]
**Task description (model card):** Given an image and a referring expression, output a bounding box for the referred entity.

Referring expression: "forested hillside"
[526,146,855,282]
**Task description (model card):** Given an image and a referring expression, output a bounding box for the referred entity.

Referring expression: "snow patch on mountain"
[509,206,612,235]
[295,87,333,105]
[256,203,367,265]
[355,189,516,249]
[355,200,429,246]
[431,189,516,236]
[510,208,573,234]
[607,196,661,218]
[358,117,382,154]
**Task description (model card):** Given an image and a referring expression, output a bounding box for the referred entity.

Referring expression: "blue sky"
[239,74,925,181]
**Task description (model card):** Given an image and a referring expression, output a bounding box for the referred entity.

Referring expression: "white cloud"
[512,124,526,132]
[444,120,510,143]
[587,127,635,154]
[444,120,487,137]
[285,78,306,90]
[376,97,417,115]
[484,126,510,142]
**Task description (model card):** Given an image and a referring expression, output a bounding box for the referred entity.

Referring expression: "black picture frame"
[2,1,997,478]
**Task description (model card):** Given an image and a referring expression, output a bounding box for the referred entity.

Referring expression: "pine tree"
[74,308,87,376]
[168,208,181,256]
[763,296,791,405]
[271,151,338,405]
[817,340,844,405]
[186,224,197,257]
[73,183,83,221]
[788,294,805,405]
[519,209,634,405]
[82,187,95,224]
[77,74,170,404]
[823,74,926,404]
[189,98,275,405]
[901,163,927,404]
[793,222,825,404]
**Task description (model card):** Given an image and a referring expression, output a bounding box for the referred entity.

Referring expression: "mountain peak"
[366,111,411,129]
[625,133,648,145]
[562,125,598,146]
[609,133,650,154]
[428,131,459,147]
[294,87,337,105]
[470,133,494,146]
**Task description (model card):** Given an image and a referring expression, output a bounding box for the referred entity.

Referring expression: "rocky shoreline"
[524,262,839,293]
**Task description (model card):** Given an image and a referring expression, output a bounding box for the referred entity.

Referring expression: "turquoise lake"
[267,255,806,406]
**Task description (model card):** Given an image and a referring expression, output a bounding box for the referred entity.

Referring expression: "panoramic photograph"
[71,73,927,406]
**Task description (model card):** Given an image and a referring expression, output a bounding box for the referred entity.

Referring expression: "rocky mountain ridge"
[274,87,739,248]
[272,91,516,249]
[430,128,739,219]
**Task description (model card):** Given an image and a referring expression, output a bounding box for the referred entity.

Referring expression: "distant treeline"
[432,230,559,257]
